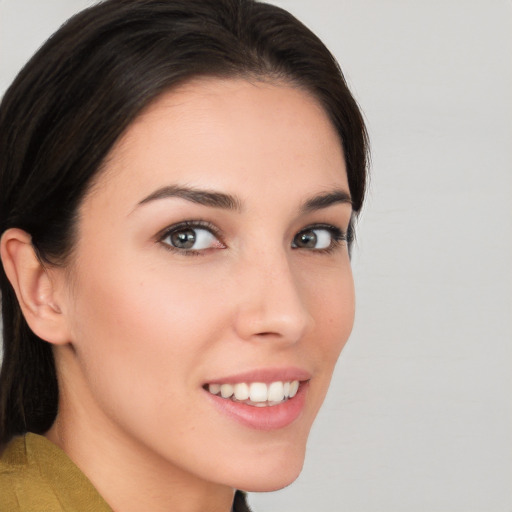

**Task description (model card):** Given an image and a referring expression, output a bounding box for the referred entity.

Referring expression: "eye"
[160,222,224,253]
[292,225,345,251]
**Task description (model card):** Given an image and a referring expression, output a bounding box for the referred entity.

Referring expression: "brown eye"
[292,226,342,250]
[171,228,196,249]
[293,230,318,248]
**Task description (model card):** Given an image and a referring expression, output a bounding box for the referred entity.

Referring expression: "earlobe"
[0,228,71,345]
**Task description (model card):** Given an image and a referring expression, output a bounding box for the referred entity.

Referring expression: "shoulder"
[0,434,51,511]
[0,433,112,512]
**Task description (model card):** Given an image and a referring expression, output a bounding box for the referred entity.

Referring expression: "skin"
[2,78,355,512]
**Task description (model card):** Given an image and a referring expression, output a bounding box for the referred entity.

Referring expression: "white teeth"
[289,380,299,398]
[220,383,234,398]
[208,383,221,395]
[207,380,301,406]
[249,382,268,402]
[234,383,250,401]
[268,381,285,402]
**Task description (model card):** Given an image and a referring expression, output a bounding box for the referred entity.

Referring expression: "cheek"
[324,275,355,358]
[305,260,355,356]
[66,255,226,420]
[302,263,355,407]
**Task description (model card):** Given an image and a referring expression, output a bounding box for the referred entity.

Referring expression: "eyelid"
[296,223,347,239]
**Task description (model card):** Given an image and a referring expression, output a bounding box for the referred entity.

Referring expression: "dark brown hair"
[0,0,368,443]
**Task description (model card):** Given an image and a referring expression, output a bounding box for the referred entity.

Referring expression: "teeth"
[234,383,249,401]
[207,380,301,406]
[289,380,299,398]
[209,383,221,395]
[268,381,284,402]
[220,384,234,398]
[249,382,268,402]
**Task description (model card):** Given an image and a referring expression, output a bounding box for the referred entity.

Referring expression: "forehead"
[88,78,348,210]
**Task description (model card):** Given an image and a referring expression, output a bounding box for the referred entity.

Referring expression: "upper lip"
[204,366,312,385]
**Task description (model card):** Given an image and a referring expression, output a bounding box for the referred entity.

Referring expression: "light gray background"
[1,1,511,511]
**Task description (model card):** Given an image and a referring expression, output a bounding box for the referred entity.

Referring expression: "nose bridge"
[233,245,312,343]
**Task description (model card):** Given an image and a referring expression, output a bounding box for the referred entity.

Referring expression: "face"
[55,78,355,492]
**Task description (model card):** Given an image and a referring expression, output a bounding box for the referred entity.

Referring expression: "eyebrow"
[136,185,352,214]
[137,185,242,212]
[300,189,353,213]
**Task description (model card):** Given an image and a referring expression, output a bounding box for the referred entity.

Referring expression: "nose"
[232,248,313,344]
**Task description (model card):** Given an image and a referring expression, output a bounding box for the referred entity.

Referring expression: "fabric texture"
[0,433,112,511]
[0,433,251,511]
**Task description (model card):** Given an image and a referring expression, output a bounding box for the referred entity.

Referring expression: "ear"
[0,228,71,345]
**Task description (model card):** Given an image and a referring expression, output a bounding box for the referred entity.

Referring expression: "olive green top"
[0,433,112,511]
[0,433,251,511]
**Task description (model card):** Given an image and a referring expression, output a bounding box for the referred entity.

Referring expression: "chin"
[225,440,307,493]
[240,470,303,493]
[235,467,304,493]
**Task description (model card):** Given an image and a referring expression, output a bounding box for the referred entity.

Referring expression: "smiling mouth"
[205,380,301,407]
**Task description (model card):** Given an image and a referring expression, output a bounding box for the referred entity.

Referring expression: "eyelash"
[157,220,349,256]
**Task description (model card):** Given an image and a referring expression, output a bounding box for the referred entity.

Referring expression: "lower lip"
[204,381,309,431]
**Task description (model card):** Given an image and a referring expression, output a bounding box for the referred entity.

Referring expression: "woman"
[0,0,368,510]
